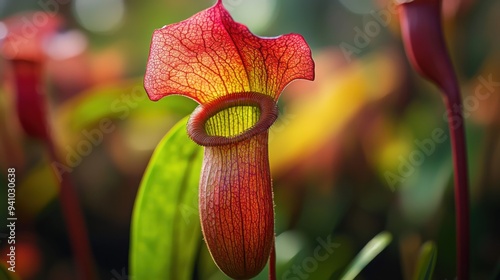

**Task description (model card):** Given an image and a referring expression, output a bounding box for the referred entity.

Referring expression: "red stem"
[46,143,97,280]
[12,60,97,280]
[269,238,276,280]
[444,81,470,280]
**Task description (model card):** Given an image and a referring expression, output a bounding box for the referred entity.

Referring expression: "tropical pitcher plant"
[143,0,314,278]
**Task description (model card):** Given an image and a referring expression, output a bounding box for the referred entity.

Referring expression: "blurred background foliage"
[0,0,499,279]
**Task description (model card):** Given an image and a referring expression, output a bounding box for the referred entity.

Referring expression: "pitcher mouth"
[187,92,278,147]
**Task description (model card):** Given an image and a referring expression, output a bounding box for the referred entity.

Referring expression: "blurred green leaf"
[0,263,17,280]
[413,241,437,280]
[130,116,203,280]
[489,261,500,280]
[57,79,196,133]
[339,231,392,280]
[399,129,453,226]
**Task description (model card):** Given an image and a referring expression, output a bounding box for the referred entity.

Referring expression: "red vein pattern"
[200,132,274,279]
[144,0,314,104]
[144,1,314,278]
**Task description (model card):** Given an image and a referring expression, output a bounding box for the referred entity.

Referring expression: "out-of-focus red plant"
[398,1,470,279]
[1,13,62,141]
[144,1,314,278]
[0,12,96,280]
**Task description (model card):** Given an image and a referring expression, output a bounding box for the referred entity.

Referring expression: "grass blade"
[413,241,437,280]
[339,231,392,280]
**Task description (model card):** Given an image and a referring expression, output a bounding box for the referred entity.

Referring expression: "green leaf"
[130,116,203,280]
[57,79,196,133]
[0,263,17,280]
[413,241,437,280]
[339,231,392,280]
